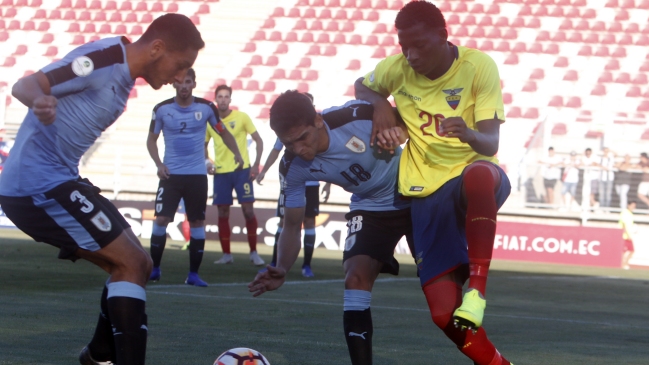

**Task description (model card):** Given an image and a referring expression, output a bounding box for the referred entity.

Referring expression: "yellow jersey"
[620,209,634,240]
[206,110,256,174]
[363,45,505,197]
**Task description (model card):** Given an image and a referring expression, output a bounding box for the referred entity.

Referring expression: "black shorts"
[276,185,320,218]
[543,178,557,189]
[0,178,130,261]
[342,209,414,276]
[155,174,207,222]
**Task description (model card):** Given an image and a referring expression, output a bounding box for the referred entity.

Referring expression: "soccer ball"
[214,347,270,365]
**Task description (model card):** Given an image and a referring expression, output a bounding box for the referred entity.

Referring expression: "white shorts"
[638,182,649,196]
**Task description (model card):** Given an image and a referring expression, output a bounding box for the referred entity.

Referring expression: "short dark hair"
[628,200,637,206]
[641,152,648,158]
[186,68,196,82]
[303,92,314,103]
[270,90,317,136]
[215,84,232,97]
[140,13,205,52]
[548,147,554,151]
[395,1,446,31]
[585,148,592,152]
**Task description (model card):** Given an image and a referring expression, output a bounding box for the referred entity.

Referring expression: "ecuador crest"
[442,88,463,110]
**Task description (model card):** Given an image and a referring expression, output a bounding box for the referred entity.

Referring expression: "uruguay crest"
[345,136,366,153]
[442,88,463,110]
[194,111,202,120]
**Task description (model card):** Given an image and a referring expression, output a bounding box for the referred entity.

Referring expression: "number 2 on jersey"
[419,111,446,137]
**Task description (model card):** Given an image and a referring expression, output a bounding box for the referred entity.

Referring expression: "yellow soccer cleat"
[453,289,486,332]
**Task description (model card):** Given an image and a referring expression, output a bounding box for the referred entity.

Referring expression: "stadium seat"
[503,28,518,39]
[268,31,282,42]
[551,123,567,135]
[615,9,629,20]
[347,59,361,70]
[306,45,320,55]
[274,43,288,54]
[366,11,379,21]
[341,22,354,32]
[323,45,337,56]
[608,21,623,32]
[34,8,46,19]
[585,130,604,138]
[72,34,85,44]
[365,35,378,46]
[640,61,649,72]
[504,53,519,65]
[612,47,627,58]
[584,33,599,43]
[528,43,543,53]
[598,72,614,83]
[564,70,579,81]
[480,40,494,51]
[293,20,307,31]
[252,31,265,41]
[633,74,648,84]
[605,59,620,70]
[125,13,138,23]
[601,34,616,44]
[166,3,178,12]
[257,108,270,119]
[93,12,106,21]
[150,2,162,12]
[344,0,357,7]
[325,21,340,32]
[285,32,298,42]
[332,33,346,44]
[242,43,256,52]
[372,48,386,58]
[262,18,275,29]
[37,21,50,31]
[549,95,564,107]
[595,46,609,57]
[310,20,323,31]
[495,16,509,27]
[2,57,16,67]
[6,20,20,30]
[39,33,54,44]
[114,24,126,34]
[636,35,649,46]
[626,86,642,97]
[350,10,363,20]
[297,82,309,93]
[536,31,550,41]
[373,23,388,33]
[300,32,314,43]
[530,68,545,80]
[554,56,569,67]
[495,41,510,52]
[261,81,276,92]
[230,80,243,90]
[506,107,522,118]
[305,70,318,81]
[566,97,582,108]
[99,23,111,34]
[523,108,539,119]
[110,13,122,22]
[316,33,330,43]
[591,84,607,95]
[238,67,253,78]
[82,23,96,33]
[63,10,76,20]
[297,57,311,68]
[318,9,331,19]
[578,45,593,56]
[288,69,302,80]
[49,9,61,19]
[134,1,147,11]
[503,92,512,104]
[462,15,477,26]
[334,10,347,20]
[251,93,266,105]
[22,21,35,31]
[567,32,583,42]
[197,4,210,14]
[522,81,537,92]
[615,72,631,83]
[265,55,279,66]
[248,56,262,67]
[12,45,27,56]
[478,16,493,26]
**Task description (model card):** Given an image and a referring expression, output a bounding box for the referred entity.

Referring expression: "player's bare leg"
[343,255,383,365]
[242,202,264,265]
[77,229,152,365]
[423,270,511,365]
[454,161,501,332]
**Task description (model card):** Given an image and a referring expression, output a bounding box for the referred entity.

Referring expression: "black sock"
[87,286,115,362]
[343,308,373,365]
[271,230,280,265]
[189,237,205,273]
[302,230,315,267]
[149,234,167,268]
[107,295,147,365]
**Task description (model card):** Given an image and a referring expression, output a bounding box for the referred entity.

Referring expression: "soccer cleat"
[250,251,265,266]
[214,253,234,264]
[185,272,208,287]
[79,346,113,365]
[180,242,190,251]
[453,289,486,332]
[148,267,161,282]
[301,265,314,278]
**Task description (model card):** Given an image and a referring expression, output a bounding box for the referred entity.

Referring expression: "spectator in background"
[561,151,581,210]
[637,152,649,209]
[619,201,636,270]
[615,154,633,210]
[581,148,601,208]
[539,147,562,206]
[599,147,616,208]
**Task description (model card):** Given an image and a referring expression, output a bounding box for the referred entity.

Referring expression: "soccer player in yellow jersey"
[355,2,513,365]
[206,85,265,266]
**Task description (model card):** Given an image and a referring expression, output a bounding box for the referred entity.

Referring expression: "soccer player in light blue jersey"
[0,14,204,365]
[256,92,331,278]
[249,91,414,365]
[146,68,242,287]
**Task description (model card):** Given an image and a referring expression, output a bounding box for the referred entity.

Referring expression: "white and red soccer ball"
[214,347,270,365]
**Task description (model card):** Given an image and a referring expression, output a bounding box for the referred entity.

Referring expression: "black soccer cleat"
[79,346,113,365]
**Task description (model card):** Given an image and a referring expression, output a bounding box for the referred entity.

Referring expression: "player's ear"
[149,39,166,60]
[434,27,448,42]
[313,113,324,128]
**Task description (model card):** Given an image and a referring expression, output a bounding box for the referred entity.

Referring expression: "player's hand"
[248,265,287,297]
[321,182,331,203]
[370,102,397,151]
[440,117,476,143]
[255,170,266,185]
[233,155,244,171]
[32,95,58,125]
[205,159,215,175]
[157,164,170,180]
[249,163,260,181]
[378,126,408,150]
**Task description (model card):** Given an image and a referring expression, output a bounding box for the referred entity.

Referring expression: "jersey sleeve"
[206,102,226,135]
[242,113,257,135]
[279,153,307,208]
[273,138,283,151]
[41,41,122,98]
[472,54,505,122]
[361,57,396,98]
[149,107,162,134]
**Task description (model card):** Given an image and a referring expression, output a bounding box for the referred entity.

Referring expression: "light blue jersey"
[273,137,319,187]
[0,37,134,196]
[151,97,223,175]
[280,100,409,212]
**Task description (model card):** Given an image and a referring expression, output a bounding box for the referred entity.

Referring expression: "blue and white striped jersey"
[0,37,134,196]
[150,97,223,175]
[280,100,410,212]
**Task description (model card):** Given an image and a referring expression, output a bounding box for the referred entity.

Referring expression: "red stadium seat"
[197,4,210,14]
[257,108,270,119]
[640,0,649,8]
[503,28,518,39]
[251,93,265,105]
[284,32,298,42]
[274,43,288,54]
[318,9,332,19]
[612,47,627,58]
[341,22,354,32]
[536,31,550,41]
[566,97,582,108]
[640,62,649,72]
[552,31,566,42]
[262,18,275,29]
[266,55,279,66]
[94,12,106,21]
[464,39,478,49]
[297,82,309,93]
[262,81,276,92]
[134,1,147,11]
[39,33,54,44]
[607,22,622,33]
[506,107,522,118]
[530,68,545,79]
[82,23,96,33]
[325,21,339,32]
[114,24,126,34]
[626,86,642,97]
[373,23,388,33]
[636,35,649,46]
[34,8,46,19]
[334,9,347,20]
[371,48,386,58]
[110,13,122,22]
[534,6,548,16]
[343,0,356,7]
[495,16,509,27]
[120,1,132,11]
[238,67,253,78]
[293,21,307,31]
[43,46,58,57]
[637,101,649,112]
[288,70,302,80]
[528,43,543,53]
[6,20,19,30]
[296,57,311,68]
[567,32,583,42]
[375,0,388,8]
[316,33,330,43]
[633,74,648,84]
[13,45,27,56]
[615,72,631,83]
[598,72,613,83]
[591,84,607,95]
[306,45,320,55]
[573,20,589,31]
[365,35,378,46]
[551,123,567,135]
[248,55,262,66]
[495,41,510,52]
[462,15,477,26]
[471,27,485,38]
[470,3,485,13]
[486,28,501,39]
[381,35,395,46]
[503,92,512,104]
[310,20,323,31]
[344,85,355,96]
[601,34,616,44]
[271,7,284,17]
[230,80,243,90]
[480,40,494,51]
[518,5,532,16]
[166,3,178,12]
[72,34,85,44]
[252,30,265,41]
[504,53,519,65]
[605,59,620,70]
[323,45,337,56]
[297,0,309,5]
[478,16,493,26]
[349,9,363,20]
[554,57,569,67]
[564,70,579,81]
[31,0,42,6]
[241,42,256,53]
[348,34,362,45]
[332,33,346,44]
[347,59,361,70]
[300,32,314,43]
[2,57,16,67]
[594,46,609,57]
[578,45,593,56]
[527,18,541,28]
[615,9,630,20]
[305,70,318,81]
[358,0,371,8]
[67,22,81,32]
[523,108,539,119]
[63,10,76,20]
[328,0,341,6]
[99,23,111,34]
[549,6,564,16]
[522,81,537,92]
[125,13,138,23]
[486,4,500,13]
[584,33,599,43]
[22,20,35,31]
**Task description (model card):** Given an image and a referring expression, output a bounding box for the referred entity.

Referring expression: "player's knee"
[464,162,500,191]
[155,216,172,226]
[344,270,372,290]
[242,209,256,220]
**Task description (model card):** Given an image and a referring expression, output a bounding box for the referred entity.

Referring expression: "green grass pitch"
[1,230,649,364]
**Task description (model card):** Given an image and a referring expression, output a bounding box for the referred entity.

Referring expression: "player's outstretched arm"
[354,77,398,149]
[146,132,170,179]
[220,128,244,170]
[249,131,264,181]
[256,148,281,184]
[442,118,500,157]
[12,71,57,125]
[248,206,305,297]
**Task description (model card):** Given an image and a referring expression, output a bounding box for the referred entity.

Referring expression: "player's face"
[173,75,196,100]
[278,116,324,161]
[143,42,199,90]
[215,90,232,112]
[398,22,449,78]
